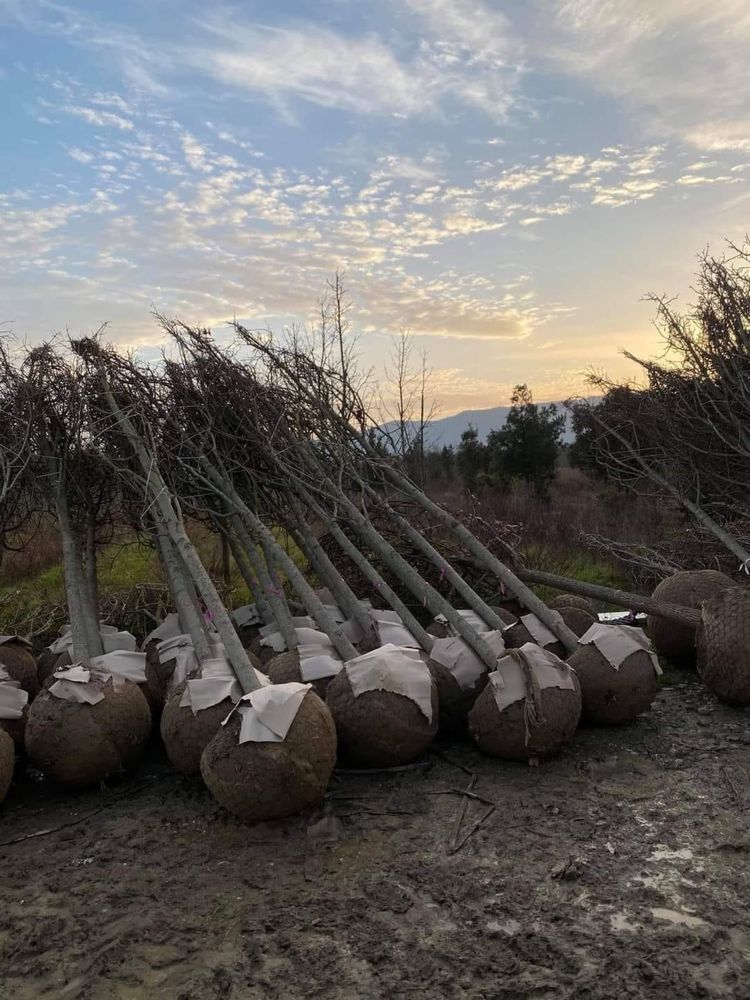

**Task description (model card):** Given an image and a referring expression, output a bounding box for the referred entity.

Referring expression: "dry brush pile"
[0,320,745,824]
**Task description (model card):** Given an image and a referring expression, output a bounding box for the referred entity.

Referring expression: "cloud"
[63,105,134,130]
[538,0,750,151]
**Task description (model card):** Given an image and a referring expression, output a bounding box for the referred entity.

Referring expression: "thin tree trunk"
[98,385,261,693]
[380,468,579,652]
[199,462,359,661]
[366,488,509,632]
[154,523,212,661]
[283,498,378,647]
[55,488,94,663]
[517,567,701,627]
[232,515,297,646]
[84,511,99,617]
[221,521,275,625]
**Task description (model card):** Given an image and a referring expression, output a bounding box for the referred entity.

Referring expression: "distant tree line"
[409,384,565,501]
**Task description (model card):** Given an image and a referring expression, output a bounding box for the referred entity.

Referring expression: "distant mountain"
[383,399,597,449]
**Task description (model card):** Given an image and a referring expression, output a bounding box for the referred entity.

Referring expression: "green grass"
[519,543,631,609]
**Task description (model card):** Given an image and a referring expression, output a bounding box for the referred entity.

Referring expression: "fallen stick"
[450,776,477,850]
[449,804,496,854]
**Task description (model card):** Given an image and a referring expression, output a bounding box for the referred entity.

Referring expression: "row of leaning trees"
[0,315,744,823]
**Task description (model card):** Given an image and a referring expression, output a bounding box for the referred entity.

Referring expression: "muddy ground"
[1,677,749,999]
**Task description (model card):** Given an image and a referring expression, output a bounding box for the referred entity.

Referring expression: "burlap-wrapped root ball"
[549,594,596,616]
[25,679,152,788]
[326,651,439,767]
[697,587,750,705]
[468,645,581,761]
[36,646,60,686]
[248,636,279,666]
[427,659,488,733]
[160,681,235,776]
[559,606,597,638]
[0,641,38,698]
[200,691,336,823]
[0,729,14,803]
[266,650,334,700]
[504,615,566,659]
[648,570,736,667]
[568,637,659,724]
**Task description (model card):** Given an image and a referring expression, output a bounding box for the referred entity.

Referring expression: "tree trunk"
[154,523,212,662]
[516,567,701,627]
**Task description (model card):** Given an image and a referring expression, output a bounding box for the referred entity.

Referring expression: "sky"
[2,1,750,416]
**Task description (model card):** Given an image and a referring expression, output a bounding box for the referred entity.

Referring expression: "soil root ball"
[248,636,278,666]
[200,691,336,823]
[160,681,234,776]
[427,660,487,734]
[549,594,596,615]
[326,660,438,768]
[24,680,151,789]
[0,729,14,803]
[0,703,28,746]
[143,639,173,713]
[697,588,750,705]
[559,607,597,638]
[648,570,736,667]
[266,650,334,700]
[567,644,659,725]
[468,645,581,761]
[504,617,566,660]
[36,647,59,686]
[0,643,38,699]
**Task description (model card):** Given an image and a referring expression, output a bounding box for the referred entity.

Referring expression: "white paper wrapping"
[232,681,311,743]
[370,610,420,648]
[516,614,559,648]
[433,609,489,635]
[142,613,183,648]
[232,604,263,629]
[0,667,29,719]
[49,666,107,705]
[345,644,434,722]
[0,635,32,648]
[89,650,147,685]
[298,639,344,681]
[49,623,137,656]
[578,623,662,674]
[429,630,505,692]
[179,656,243,714]
[488,643,577,713]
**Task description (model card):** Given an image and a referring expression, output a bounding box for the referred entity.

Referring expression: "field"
[1,677,749,999]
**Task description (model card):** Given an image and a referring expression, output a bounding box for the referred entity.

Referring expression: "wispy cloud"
[539,0,750,151]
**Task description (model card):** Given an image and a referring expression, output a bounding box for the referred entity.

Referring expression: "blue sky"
[2,1,750,414]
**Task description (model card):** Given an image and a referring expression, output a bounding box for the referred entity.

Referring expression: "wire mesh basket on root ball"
[648,570,736,667]
[697,587,750,705]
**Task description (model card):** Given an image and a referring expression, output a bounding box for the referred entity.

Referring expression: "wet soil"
[1,678,750,999]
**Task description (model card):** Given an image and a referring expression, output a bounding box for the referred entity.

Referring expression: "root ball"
[697,587,750,705]
[559,607,597,637]
[0,642,38,698]
[326,667,438,768]
[200,691,336,823]
[427,659,487,733]
[265,650,333,699]
[468,648,581,760]
[160,681,234,776]
[549,594,596,615]
[0,729,14,803]
[648,570,736,667]
[24,680,151,788]
[567,643,658,724]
